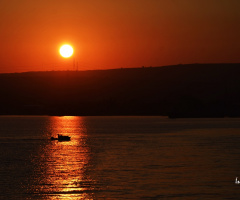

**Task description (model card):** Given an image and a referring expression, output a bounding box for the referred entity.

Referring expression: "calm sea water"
[1,116,240,199]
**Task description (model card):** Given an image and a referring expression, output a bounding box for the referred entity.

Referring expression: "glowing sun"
[59,44,74,58]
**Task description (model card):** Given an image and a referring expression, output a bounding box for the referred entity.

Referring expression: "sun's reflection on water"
[38,116,94,199]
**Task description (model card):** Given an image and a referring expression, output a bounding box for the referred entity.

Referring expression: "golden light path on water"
[36,116,94,199]
[7,116,240,199]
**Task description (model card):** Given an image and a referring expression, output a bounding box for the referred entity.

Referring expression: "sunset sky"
[0,0,239,73]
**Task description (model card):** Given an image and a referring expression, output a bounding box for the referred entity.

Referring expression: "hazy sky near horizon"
[0,0,239,73]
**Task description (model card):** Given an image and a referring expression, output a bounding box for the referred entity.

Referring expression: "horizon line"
[1,62,240,75]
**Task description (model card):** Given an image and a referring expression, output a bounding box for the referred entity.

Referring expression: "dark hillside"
[0,63,240,117]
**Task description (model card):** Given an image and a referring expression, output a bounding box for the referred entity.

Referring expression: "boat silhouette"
[51,134,71,141]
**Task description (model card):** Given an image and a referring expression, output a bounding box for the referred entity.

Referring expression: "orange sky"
[0,0,240,73]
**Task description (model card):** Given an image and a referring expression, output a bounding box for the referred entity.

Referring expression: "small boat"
[51,134,71,141]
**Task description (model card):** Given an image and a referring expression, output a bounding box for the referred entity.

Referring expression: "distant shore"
[0,63,240,118]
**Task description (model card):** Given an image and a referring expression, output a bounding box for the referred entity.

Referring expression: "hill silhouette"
[0,63,240,117]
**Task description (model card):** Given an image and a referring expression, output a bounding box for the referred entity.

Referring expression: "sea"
[1,116,240,199]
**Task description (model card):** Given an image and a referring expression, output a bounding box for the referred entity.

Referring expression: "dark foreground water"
[1,116,240,199]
